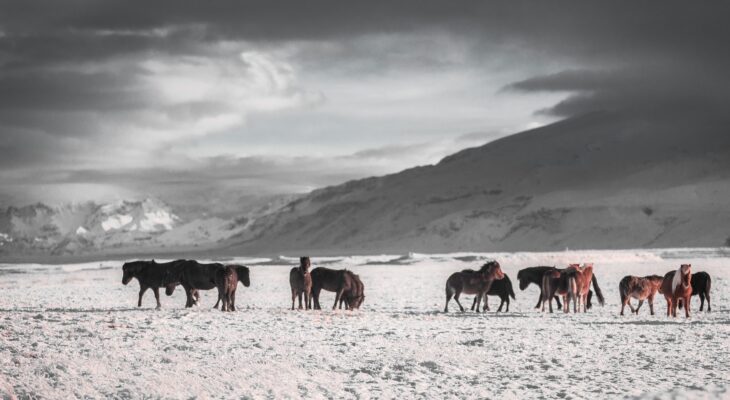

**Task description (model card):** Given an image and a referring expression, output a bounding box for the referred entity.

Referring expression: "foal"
[289,257,313,310]
[660,264,692,318]
[618,275,663,315]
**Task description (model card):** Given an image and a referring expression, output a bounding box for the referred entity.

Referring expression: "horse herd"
[120,258,712,317]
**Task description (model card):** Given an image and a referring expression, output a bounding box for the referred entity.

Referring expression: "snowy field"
[1,249,729,399]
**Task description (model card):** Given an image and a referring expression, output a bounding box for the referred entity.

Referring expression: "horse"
[338,271,365,310]
[289,257,313,310]
[660,264,692,318]
[444,261,505,313]
[163,260,225,308]
[121,259,186,309]
[618,275,664,315]
[470,273,516,312]
[678,272,712,312]
[310,267,360,310]
[572,263,599,313]
[215,265,251,312]
[517,266,564,310]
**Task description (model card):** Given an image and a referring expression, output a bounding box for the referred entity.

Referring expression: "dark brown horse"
[310,267,359,310]
[289,257,313,310]
[215,265,250,312]
[678,271,712,312]
[660,264,692,318]
[121,259,186,309]
[619,274,663,315]
[444,261,505,313]
[470,273,516,312]
[163,260,225,308]
[517,266,564,310]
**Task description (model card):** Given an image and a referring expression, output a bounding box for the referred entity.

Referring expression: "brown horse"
[541,264,579,313]
[661,264,692,318]
[618,275,663,315]
[310,267,359,310]
[338,271,364,310]
[573,263,596,313]
[289,257,313,310]
[215,265,250,312]
[444,261,505,313]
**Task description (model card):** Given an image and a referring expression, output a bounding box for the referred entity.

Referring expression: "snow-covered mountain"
[223,112,730,254]
[0,197,280,258]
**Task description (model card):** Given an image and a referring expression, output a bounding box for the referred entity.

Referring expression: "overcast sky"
[1,1,728,206]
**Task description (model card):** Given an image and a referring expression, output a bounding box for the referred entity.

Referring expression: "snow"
[75,226,88,235]
[100,214,133,231]
[1,248,729,398]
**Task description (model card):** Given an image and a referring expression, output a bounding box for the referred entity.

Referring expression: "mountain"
[223,112,730,254]
[0,196,293,259]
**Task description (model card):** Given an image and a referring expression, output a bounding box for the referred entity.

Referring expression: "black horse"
[516,266,595,310]
[163,260,226,308]
[679,271,712,312]
[470,274,516,312]
[121,259,186,309]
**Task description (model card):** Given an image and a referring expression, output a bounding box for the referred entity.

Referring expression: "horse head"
[299,256,311,273]
[236,265,251,287]
[480,261,504,281]
[121,261,145,285]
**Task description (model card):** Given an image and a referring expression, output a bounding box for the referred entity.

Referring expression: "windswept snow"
[0,248,729,398]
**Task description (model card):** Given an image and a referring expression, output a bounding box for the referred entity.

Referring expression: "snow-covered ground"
[1,248,729,399]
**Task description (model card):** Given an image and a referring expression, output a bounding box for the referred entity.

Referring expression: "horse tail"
[592,274,605,306]
[619,277,628,305]
[505,275,516,300]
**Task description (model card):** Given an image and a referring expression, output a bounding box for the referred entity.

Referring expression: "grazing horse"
[470,274,516,312]
[660,264,692,318]
[619,275,664,315]
[310,267,359,310]
[289,257,313,310]
[163,260,225,308]
[444,261,505,313]
[338,271,365,310]
[678,272,712,312]
[121,259,186,309]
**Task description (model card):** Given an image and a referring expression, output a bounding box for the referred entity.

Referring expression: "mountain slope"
[224,112,730,254]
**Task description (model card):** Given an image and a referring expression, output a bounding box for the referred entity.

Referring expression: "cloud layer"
[1,1,728,206]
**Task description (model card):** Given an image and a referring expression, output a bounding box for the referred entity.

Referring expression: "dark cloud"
[0,1,728,203]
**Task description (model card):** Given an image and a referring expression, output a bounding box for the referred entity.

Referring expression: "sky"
[0,1,728,206]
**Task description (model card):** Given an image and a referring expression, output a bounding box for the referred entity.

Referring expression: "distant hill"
[222,112,730,254]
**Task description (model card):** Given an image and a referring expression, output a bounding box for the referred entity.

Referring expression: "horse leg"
[138,285,148,307]
[454,291,465,312]
[152,287,161,309]
[706,292,711,312]
[684,296,690,318]
[635,300,644,315]
[471,296,477,311]
[229,289,236,312]
[473,293,481,313]
[304,290,311,310]
[535,289,543,309]
[333,289,343,310]
[483,295,490,312]
[699,293,705,311]
[497,296,505,312]
[298,292,304,310]
[648,295,655,315]
[291,288,296,310]
[184,286,195,308]
[554,296,563,310]
[444,287,454,313]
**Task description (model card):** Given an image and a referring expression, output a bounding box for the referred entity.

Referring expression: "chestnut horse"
[444,261,505,313]
[541,264,579,313]
[572,263,598,313]
[618,275,663,315]
[215,265,251,312]
[660,264,692,318]
[678,272,712,312]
